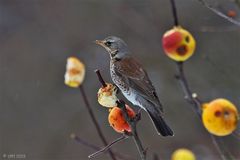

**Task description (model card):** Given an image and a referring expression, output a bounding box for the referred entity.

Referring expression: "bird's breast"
[110,63,130,95]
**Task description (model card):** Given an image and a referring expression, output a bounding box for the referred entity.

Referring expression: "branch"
[170,0,179,26]
[175,62,236,160]
[71,134,136,160]
[79,85,117,160]
[89,134,129,159]
[211,135,235,160]
[117,100,147,160]
[95,69,147,160]
[197,0,240,26]
[175,62,202,116]
[95,69,107,87]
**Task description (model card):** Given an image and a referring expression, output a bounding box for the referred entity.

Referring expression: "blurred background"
[0,0,240,159]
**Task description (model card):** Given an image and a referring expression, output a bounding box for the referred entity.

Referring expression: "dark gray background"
[0,0,240,159]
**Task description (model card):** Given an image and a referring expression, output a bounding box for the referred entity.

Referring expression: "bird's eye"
[105,41,112,47]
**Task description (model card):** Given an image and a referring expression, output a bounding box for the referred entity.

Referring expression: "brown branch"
[95,69,107,87]
[79,85,117,160]
[175,62,202,116]
[70,134,136,160]
[95,69,147,160]
[175,62,236,160]
[197,0,240,26]
[89,135,129,159]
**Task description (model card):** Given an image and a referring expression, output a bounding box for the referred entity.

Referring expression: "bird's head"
[95,36,129,60]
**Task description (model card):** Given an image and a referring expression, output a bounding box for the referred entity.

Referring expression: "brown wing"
[114,56,163,112]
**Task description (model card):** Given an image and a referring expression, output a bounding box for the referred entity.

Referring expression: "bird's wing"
[114,57,163,112]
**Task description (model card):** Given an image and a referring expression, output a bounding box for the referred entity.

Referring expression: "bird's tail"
[146,108,173,136]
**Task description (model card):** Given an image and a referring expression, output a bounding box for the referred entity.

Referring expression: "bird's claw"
[134,112,141,121]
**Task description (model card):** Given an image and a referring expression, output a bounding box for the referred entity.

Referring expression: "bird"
[95,36,173,136]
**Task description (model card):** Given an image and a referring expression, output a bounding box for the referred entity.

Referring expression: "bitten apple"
[98,83,118,108]
[162,26,196,61]
[108,105,136,133]
[64,57,85,88]
[202,98,239,136]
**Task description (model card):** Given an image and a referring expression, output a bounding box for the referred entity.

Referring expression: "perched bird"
[95,36,173,136]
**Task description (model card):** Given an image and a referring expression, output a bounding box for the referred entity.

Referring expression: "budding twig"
[79,85,117,160]
[175,62,236,160]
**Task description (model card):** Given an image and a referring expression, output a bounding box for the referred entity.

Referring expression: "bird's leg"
[114,84,120,94]
[134,108,142,122]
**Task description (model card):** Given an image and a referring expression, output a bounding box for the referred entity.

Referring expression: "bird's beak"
[95,39,112,53]
[95,40,106,47]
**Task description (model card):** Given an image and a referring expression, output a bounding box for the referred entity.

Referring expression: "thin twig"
[175,62,202,116]
[170,0,179,26]
[175,62,236,160]
[89,135,129,159]
[197,0,240,26]
[70,134,136,160]
[211,135,235,160]
[117,100,147,160]
[79,85,117,160]
[71,133,100,151]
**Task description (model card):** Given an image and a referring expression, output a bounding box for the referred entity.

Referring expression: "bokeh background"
[1,0,240,159]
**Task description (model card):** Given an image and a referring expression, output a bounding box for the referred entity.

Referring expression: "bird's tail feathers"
[146,108,174,136]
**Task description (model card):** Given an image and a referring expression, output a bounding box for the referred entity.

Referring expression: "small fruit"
[98,83,118,108]
[64,57,85,88]
[202,98,239,136]
[162,26,196,61]
[108,105,135,133]
[172,148,196,160]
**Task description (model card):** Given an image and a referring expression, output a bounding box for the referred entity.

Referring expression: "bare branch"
[175,62,236,160]
[95,69,107,87]
[71,134,136,160]
[89,135,129,159]
[170,0,179,26]
[79,85,117,160]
